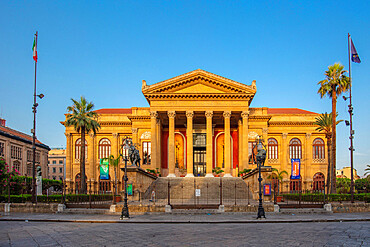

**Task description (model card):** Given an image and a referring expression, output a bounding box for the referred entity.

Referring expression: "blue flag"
[351,39,361,63]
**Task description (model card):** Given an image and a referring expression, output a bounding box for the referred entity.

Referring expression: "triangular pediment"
[142,69,257,95]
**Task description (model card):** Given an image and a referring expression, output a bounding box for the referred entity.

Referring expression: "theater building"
[63,69,328,192]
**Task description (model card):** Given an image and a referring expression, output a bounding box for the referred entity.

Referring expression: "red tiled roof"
[267,108,318,115]
[94,108,132,114]
[0,125,43,145]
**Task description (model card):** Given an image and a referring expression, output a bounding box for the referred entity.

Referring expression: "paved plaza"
[0,213,369,246]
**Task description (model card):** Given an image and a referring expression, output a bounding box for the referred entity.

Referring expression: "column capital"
[88,132,95,138]
[186,111,194,118]
[64,132,72,138]
[205,111,213,118]
[131,128,138,134]
[167,111,176,118]
[282,133,288,139]
[241,111,249,118]
[223,111,231,118]
[305,133,312,139]
[150,111,158,119]
[112,133,118,138]
[262,128,268,134]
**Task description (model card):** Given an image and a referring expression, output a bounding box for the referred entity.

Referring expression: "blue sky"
[1,1,369,176]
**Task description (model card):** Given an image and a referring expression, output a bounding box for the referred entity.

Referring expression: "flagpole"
[347,33,354,203]
[32,31,38,204]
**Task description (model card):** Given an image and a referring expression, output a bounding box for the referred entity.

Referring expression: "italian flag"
[32,37,37,62]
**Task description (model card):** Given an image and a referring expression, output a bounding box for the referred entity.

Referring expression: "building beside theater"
[63,69,328,193]
[0,118,50,177]
[48,148,66,181]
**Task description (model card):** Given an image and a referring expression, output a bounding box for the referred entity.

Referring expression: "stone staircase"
[143,177,253,207]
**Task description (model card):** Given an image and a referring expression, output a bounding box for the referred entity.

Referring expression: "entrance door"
[193,148,206,177]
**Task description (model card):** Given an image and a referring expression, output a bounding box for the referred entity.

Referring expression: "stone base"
[165,205,172,213]
[167,173,176,177]
[185,173,194,177]
[57,204,66,213]
[205,173,214,177]
[223,173,232,177]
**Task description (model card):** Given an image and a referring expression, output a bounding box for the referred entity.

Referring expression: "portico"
[143,69,256,177]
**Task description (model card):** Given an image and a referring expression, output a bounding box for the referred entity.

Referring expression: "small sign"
[127,184,133,196]
[291,159,301,179]
[264,184,271,196]
[195,189,201,197]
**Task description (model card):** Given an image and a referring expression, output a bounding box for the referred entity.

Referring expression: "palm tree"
[268,168,288,194]
[65,96,100,194]
[365,164,370,177]
[103,154,121,203]
[315,112,342,194]
[318,63,350,193]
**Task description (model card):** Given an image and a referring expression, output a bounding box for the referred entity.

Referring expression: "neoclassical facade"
[63,69,328,191]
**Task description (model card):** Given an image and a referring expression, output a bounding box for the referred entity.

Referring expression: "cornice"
[99,121,132,126]
[248,116,271,121]
[127,116,151,121]
[269,121,316,126]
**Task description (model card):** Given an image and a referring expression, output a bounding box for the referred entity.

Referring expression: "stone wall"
[331,203,370,213]
[242,166,273,200]
[0,203,59,213]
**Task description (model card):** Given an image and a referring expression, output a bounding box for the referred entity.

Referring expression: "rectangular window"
[142,142,151,165]
[59,167,63,173]
[0,142,4,157]
[52,160,56,164]
[53,167,56,173]
[27,150,32,162]
[59,160,63,164]
[11,145,22,160]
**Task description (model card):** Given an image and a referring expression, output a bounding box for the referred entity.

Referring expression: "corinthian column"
[205,111,214,177]
[223,111,232,177]
[186,111,194,177]
[241,111,249,170]
[167,111,176,177]
[150,111,158,170]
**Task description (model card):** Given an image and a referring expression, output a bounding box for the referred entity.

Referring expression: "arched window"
[268,138,278,159]
[290,178,302,192]
[313,172,325,192]
[313,138,325,159]
[289,138,302,159]
[75,139,88,160]
[98,138,111,159]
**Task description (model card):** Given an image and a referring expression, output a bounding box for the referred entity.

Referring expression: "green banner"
[100,159,109,180]
[127,184,133,195]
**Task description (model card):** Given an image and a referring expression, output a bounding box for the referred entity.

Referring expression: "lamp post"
[253,136,267,219]
[119,137,130,219]
[31,91,44,204]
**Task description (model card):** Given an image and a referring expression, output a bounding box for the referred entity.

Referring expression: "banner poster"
[127,184,133,196]
[291,159,301,179]
[264,184,271,196]
[99,159,109,180]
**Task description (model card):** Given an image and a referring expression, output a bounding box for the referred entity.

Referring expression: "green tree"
[268,168,288,194]
[65,96,100,194]
[103,154,121,203]
[315,112,342,194]
[318,63,350,194]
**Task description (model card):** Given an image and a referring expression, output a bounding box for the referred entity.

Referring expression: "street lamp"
[119,137,130,219]
[31,92,44,204]
[252,136,267,219]
[343,95,355,203]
